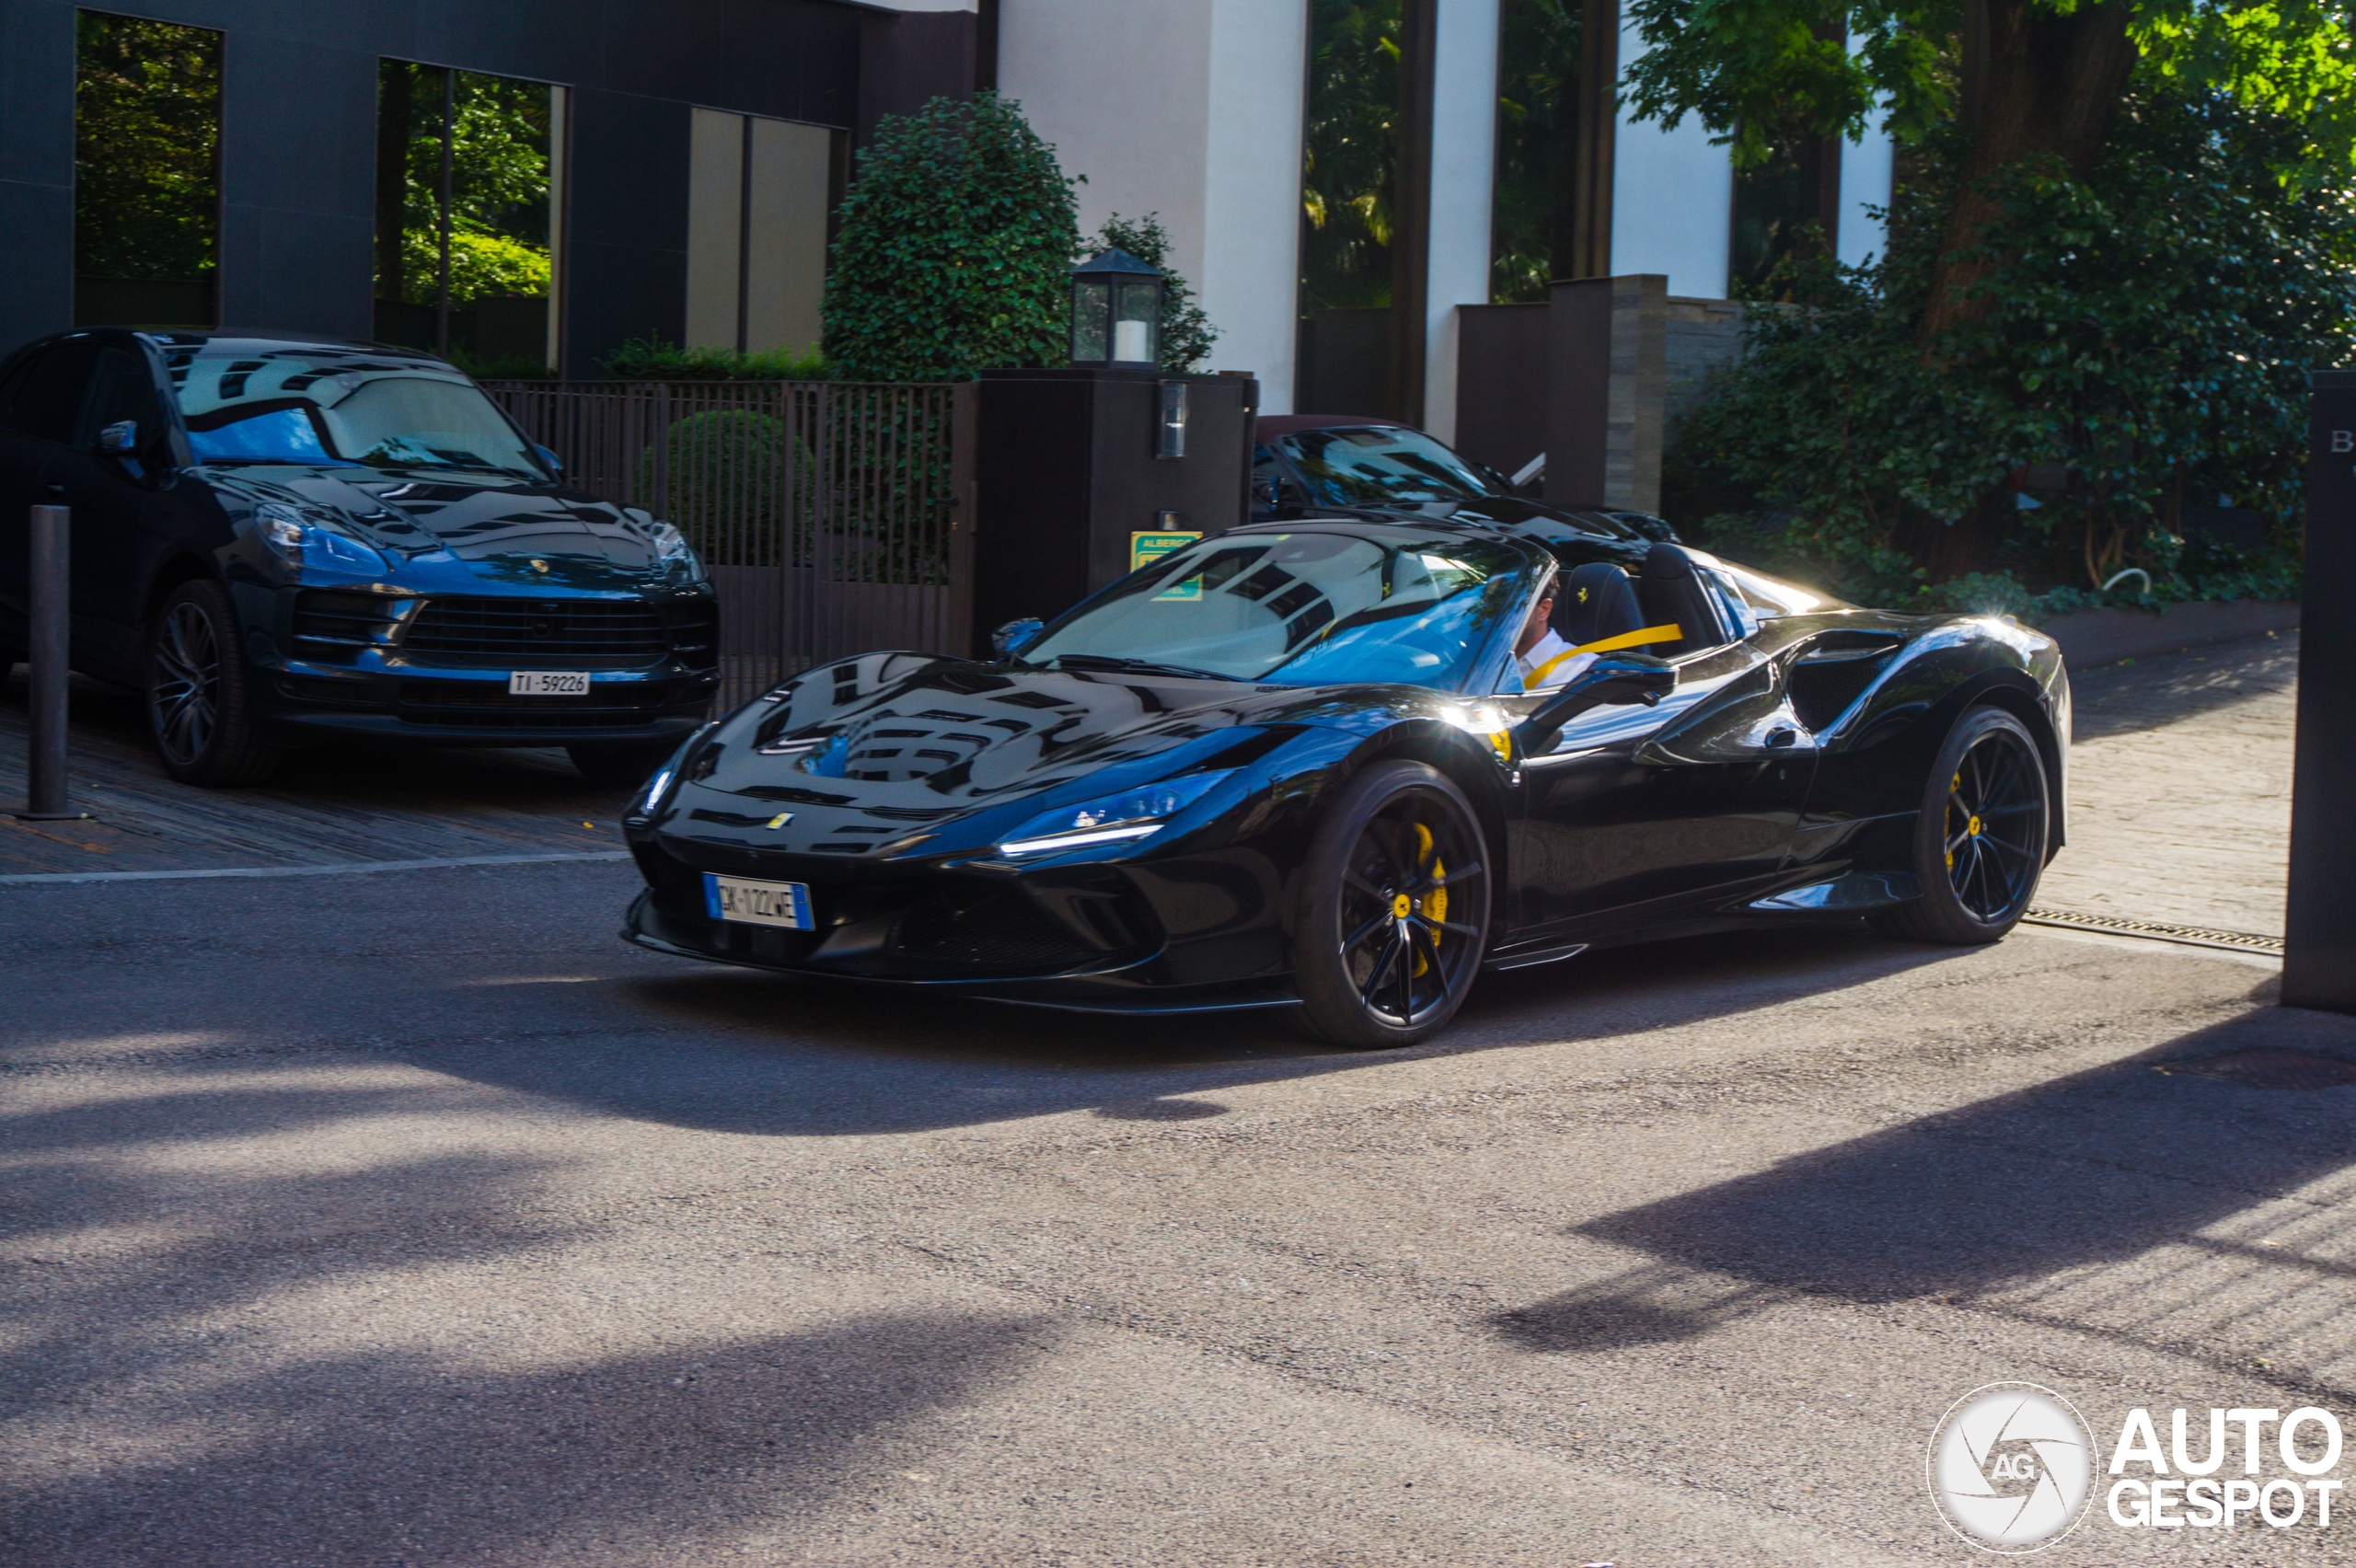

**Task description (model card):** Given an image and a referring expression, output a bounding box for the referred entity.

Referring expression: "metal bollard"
[17,503,88,821]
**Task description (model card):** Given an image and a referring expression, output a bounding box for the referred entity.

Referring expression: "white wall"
[1838,104,1896,270]
[1609,16,1732,298]
[1422,0,1499,444]
[999,0,1308,409]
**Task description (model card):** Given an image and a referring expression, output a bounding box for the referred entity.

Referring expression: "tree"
[74,14,220,284]
[1090,213,1218,371]
[1623,0,2356,335]
[1669,86,2356,595]
[824,92,1080,382]
[1624,0,2356,573]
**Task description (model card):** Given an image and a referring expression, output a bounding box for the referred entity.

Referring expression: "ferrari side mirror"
[993,617,1045,659]
[1514,653,1675,755]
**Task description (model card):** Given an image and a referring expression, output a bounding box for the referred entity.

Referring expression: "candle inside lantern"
[1114,317,1151,363]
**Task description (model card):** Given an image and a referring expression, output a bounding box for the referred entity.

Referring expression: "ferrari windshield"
[167,344,544,478]
[1275,426,1499,507]
[1019,529,1530,689]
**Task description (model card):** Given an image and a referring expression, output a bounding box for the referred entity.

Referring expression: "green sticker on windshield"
[1133,530,1202,600]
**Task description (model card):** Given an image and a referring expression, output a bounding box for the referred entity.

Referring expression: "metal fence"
[482,379,973,709]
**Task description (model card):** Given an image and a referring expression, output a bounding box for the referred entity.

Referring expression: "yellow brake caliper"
[1946,769,1961,870]
[1408,824,1447,975]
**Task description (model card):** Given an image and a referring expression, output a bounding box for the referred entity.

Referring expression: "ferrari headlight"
[643,518,706,582]
[252,501,388,576]
[997,770,1235,858]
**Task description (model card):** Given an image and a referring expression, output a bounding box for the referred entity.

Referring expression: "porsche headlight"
[252,501,388,576]
[997,770,1235,858]
[644,519,707,582]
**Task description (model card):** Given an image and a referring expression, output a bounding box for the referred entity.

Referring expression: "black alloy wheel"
[148,580,280,787]
[1293,760,1490,1048]
[1877,706,2050,944]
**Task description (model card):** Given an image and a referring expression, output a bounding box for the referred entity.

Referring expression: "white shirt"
[1517,629,1595,691]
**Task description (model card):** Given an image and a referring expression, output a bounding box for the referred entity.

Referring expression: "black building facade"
[0,0,986,373]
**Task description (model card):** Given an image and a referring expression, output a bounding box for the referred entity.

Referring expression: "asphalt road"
[4,858,2352,1565]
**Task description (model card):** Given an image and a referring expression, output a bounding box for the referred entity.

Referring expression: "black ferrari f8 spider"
[620,515,2069,1047]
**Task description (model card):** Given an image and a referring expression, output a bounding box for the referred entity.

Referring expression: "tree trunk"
[1918,0,2138,344]
[1900,0,2136,580]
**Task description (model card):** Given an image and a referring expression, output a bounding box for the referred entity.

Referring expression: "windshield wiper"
[1037,652,1238,682]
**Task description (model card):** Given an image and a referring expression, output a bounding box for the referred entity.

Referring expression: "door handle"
[1765,727,1798,749]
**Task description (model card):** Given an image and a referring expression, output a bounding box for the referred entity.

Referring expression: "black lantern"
[1069,248,1164,369]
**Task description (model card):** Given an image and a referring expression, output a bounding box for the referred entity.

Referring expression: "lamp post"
[1069,249,1164,370]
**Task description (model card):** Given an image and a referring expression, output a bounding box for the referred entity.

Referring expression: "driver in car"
[1513,582,1595,692]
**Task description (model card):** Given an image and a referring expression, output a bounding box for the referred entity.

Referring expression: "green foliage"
[1621,0,2356,172]
[1668,86,2354,603]
[1089,213,1218,371]
[823,91,1080,382]
[1302,0,1403,310]
[601,336,829,381]
[74,14,220,282]
[634,410,803,564]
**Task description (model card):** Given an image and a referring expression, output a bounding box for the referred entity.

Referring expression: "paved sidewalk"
[0,670,634,877]
[2035,630,2297,937]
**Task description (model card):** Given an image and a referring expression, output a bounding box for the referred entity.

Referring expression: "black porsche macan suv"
[0,329,718,785]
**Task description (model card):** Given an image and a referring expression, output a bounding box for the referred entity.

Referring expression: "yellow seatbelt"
[1526,622,1682,687]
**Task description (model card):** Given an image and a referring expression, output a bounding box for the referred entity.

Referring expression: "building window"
[685,110,840,357]
[1299,0,1404,416]
[74,11,223,329]
[1489,0,1583,302]
[373,63,566,375]
[1728,121,1841,296]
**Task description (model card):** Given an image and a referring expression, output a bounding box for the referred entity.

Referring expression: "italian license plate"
[509,671,590,696]
[704,872,814,930]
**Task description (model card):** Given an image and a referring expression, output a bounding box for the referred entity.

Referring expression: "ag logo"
[1927,1382,2094,1552]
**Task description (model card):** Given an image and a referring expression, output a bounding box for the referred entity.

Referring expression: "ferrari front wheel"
[1292,760,1489,1049]
[1877,706,2050,944]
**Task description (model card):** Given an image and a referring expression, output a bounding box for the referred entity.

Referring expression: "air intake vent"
[292,590,405,663]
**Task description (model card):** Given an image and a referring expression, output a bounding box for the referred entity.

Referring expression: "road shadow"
[381,922,1977,1138]
[1486,986,2356,1391]
[2066,630,2297,742]
[0,1078,1054,1564]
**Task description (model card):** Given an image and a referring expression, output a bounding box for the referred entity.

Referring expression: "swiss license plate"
[703,872,814,930]
[509,671,590,696]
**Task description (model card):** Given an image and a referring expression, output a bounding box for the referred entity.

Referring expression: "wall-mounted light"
[1156,381,1188,459]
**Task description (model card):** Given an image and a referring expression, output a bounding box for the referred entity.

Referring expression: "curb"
[2040,600,2298,668]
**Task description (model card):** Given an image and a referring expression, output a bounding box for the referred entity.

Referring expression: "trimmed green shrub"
[823,91,1080,381]
[602,336,827,382]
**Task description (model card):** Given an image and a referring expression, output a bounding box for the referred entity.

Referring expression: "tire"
[1291,759,1491,1049]
[148,580,281,787]
[1874,706,2050,944]
[568,741,680,788]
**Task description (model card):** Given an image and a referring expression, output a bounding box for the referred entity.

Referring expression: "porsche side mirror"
[1514,653,1676,755]
[98,420,138,455]
[993,617,1045,659]
[534,443,564,475]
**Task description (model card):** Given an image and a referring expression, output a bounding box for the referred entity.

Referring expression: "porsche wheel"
[1293,760,1489,1049]
[148,580,280,787]
[1877,707,2050,944]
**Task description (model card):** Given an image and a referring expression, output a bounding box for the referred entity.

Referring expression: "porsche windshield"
[168,346,544,478]
[1019,530,1529,689]
[1276,426,1498,507]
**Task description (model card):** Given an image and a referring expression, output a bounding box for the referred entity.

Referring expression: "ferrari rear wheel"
[1292,760,1489,1049]
[1876,706,2050,944]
